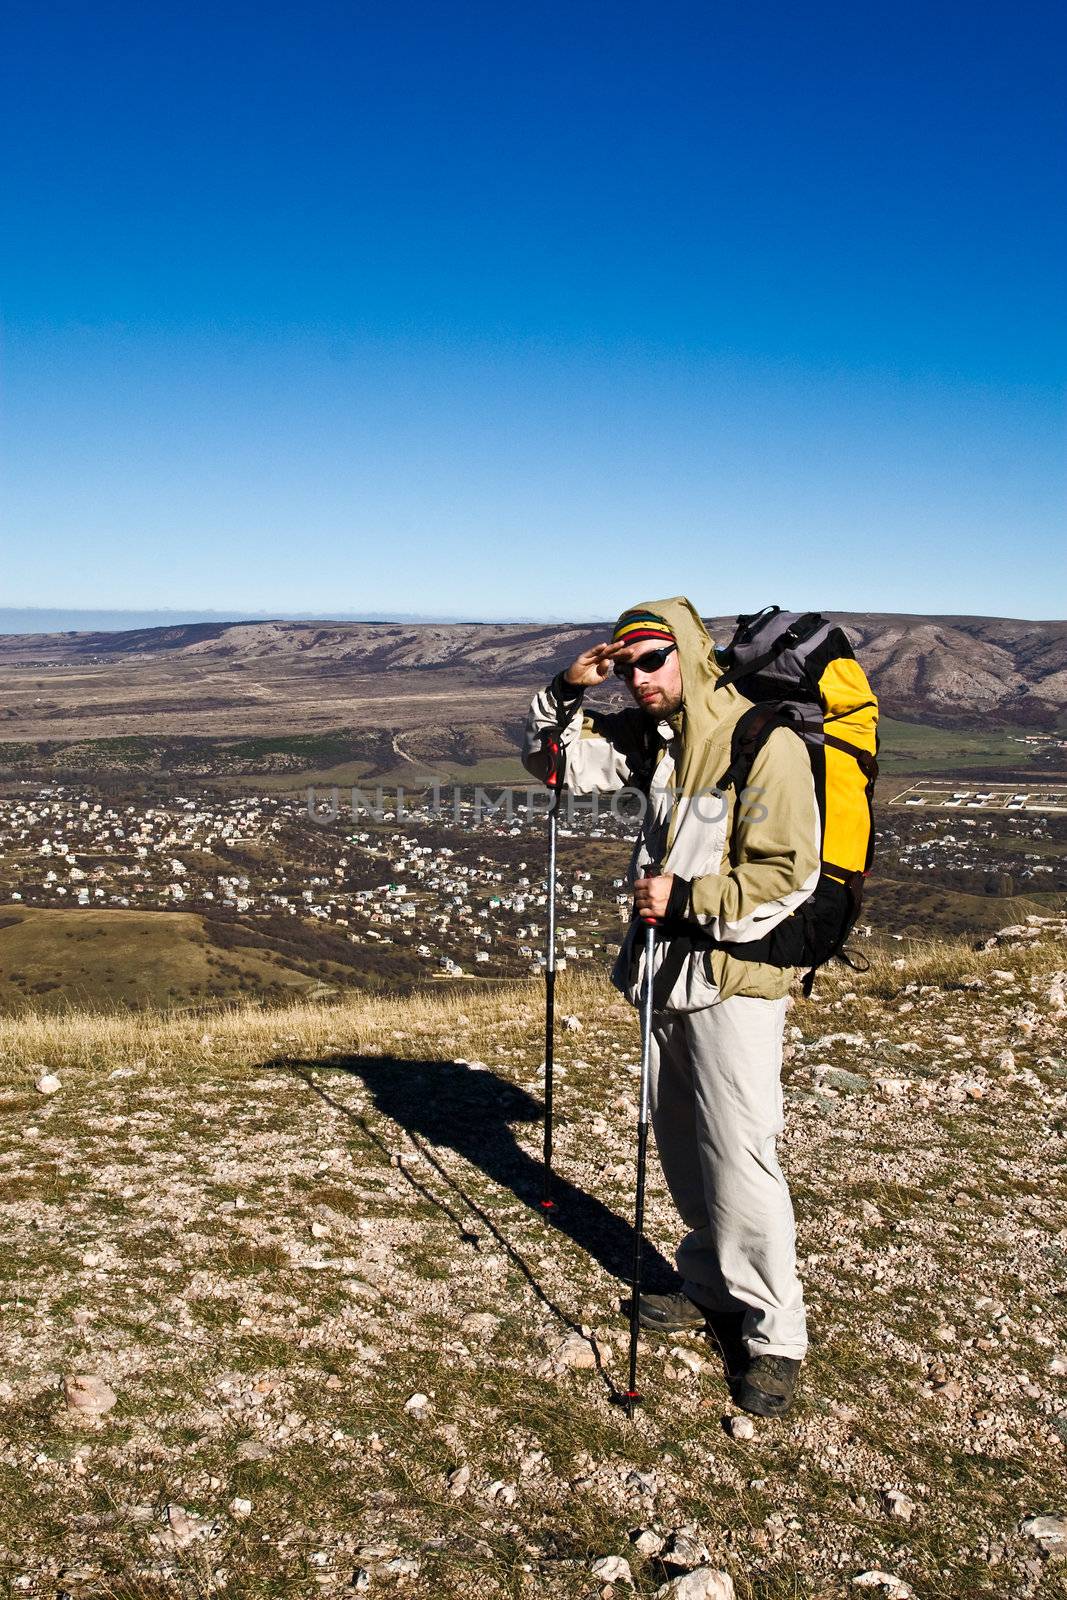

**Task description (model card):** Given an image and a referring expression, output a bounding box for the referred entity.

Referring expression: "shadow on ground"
[276,1051,678,1303]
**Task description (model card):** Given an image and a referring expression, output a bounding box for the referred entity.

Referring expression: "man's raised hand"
[564,641,626,688]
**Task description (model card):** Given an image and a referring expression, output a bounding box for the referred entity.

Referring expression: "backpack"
[712,607,879,994]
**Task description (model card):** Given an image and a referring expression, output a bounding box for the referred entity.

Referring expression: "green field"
[3,714,1060,789]
[876,718,1053,775]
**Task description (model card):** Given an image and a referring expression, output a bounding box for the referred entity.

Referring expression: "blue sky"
[2,0,1064,621]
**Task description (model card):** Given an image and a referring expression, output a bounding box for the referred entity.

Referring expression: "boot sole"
[638,1314,708,1334]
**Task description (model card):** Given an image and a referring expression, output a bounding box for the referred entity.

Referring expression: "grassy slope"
[0,906,319,1013]
[861,880,1064,939]
[0,939,1065,1597]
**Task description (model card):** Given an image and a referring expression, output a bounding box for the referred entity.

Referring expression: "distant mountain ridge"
[1,612,1064,729]
[0,608,552,634]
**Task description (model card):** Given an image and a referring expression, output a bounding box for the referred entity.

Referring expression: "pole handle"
[544,734,562,790]
[638,866,659,926]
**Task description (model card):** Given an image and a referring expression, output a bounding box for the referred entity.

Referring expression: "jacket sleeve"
[683,727,821,942]
[522,674,651,796]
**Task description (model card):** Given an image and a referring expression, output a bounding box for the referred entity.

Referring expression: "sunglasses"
[613,643,676,680]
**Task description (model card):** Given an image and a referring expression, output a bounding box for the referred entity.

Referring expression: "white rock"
[664,1528,708,1567]
[159,1503,214,1550]
[403,1391,431,1417]
[852,1573,913,1599]
[564,1015,583,1031]
[882,1489,916,1522]
[235,1439,271,1461]
[1021,1515,1067,1554]
[632,1528,665,1557]
[670,1346,705,1376]
[447,1463,471,1498]
[655,1567,735,1599]
[62,1375,116,1417]
[551,1334,598,1371]
[309,1221,330,1238]
[35,1074,62,1096]
[996,1049,1016,1072]
[592,1555,633,1585]
[726,1414,754,1440]
[230,1496,252,1519]
[458,1311,500,1340]
[873,1077,912,1100]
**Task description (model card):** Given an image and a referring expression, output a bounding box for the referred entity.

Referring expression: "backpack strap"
[819,731,879,783]
[718,703,803,795]
[629,720,669,794]
[730,604,781,642]
[823,700,877,724]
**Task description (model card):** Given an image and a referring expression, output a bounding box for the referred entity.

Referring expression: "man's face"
[616,641,684,719]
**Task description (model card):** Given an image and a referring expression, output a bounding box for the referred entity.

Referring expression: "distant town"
[1,776,1065,1012]
[0,787,640,992]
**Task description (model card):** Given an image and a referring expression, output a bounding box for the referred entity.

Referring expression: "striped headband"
[612,608,675,648]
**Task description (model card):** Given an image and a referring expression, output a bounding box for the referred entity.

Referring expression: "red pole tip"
[540,1199,556,1211]
[624,1390,642,1401]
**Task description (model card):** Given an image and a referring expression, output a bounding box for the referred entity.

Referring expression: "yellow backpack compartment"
[817,655,879,881]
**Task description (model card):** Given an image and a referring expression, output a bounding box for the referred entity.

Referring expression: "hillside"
[1,931,1065,1597]
[0,614,1064,782]
[0,906,335,1013]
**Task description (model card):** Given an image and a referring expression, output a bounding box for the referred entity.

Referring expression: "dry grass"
[859,934,1064,997]
[0,970,613,1077]
[0,928,1063,1081]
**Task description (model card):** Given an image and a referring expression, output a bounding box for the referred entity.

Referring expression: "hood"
[615,594,751,805]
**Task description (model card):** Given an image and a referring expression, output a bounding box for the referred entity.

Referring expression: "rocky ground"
[0,925,1065,1598]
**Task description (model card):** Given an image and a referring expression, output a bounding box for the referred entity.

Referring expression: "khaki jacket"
[521,596,820,1010]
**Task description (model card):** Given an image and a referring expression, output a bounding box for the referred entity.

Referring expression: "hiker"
[522,598,821,1417]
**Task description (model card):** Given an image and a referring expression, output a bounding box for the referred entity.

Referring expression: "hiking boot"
[637,1291,710,1334]
[731,1354,802,1418]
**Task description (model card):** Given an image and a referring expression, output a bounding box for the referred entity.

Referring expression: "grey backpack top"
[715,606,845,707]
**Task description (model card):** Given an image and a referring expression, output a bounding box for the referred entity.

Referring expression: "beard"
[634,686,683,718]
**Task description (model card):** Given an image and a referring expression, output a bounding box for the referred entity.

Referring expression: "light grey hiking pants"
[649,994,807,1360]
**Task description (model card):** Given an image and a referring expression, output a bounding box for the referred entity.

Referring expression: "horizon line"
[1,605,1066,634]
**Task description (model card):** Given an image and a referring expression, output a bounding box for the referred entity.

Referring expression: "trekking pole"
[625,907,657,1417]
[541,733,562,1214]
